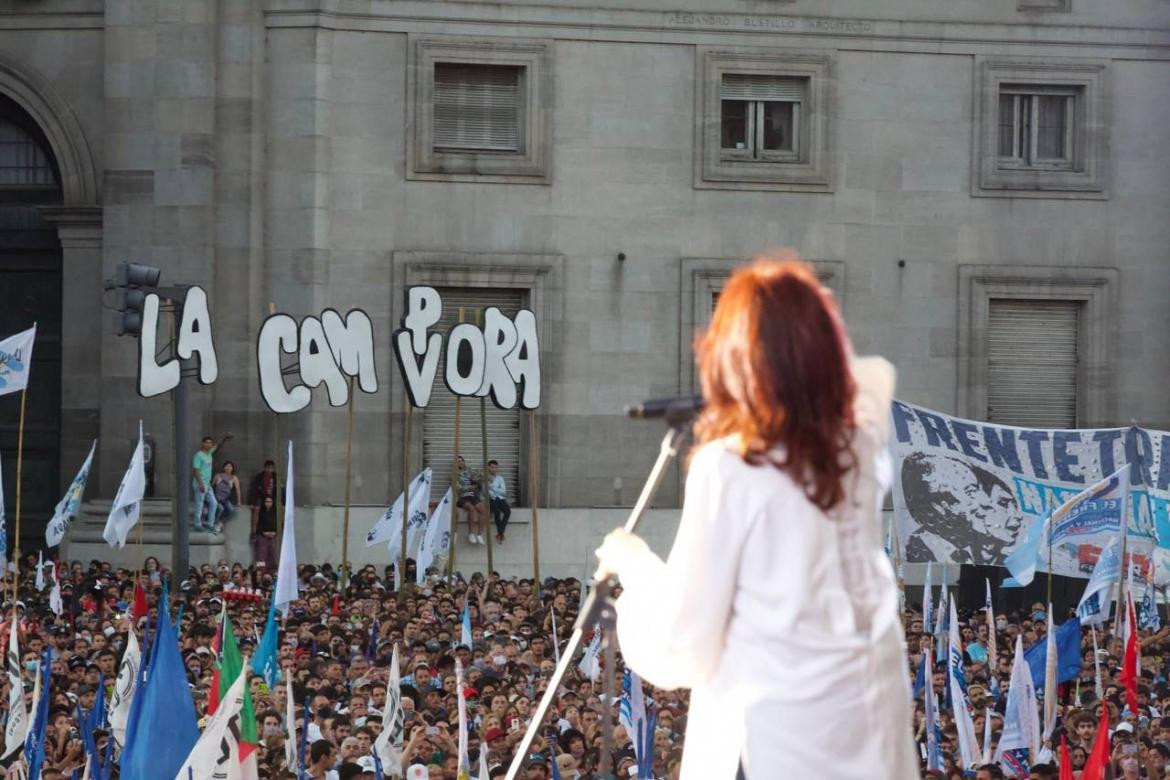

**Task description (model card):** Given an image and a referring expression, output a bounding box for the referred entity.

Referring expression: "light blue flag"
[251,597,281,688]
[923,651,943,772]
[461,600,472,649]
[46,439,96,547]
[995,636,1040,775]
[1139,575,1161,631]
[1077,533,1122,624]
[1005,466,1129,587]
[948,600,978,770]
[0,325,35,397]
[0,450,6,571]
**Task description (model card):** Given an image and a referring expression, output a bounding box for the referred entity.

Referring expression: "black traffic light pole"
[106,263,193,592]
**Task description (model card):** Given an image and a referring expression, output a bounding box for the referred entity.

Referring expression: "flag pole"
[270,303,284,563]
[340,377,356,595]
[477,309,493,578]
[1046,521,1053,608]
[447,308,464,580]
[529,410,541,585]
[399,397,411,604]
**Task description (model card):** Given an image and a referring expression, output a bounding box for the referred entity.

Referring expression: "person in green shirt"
[192,432,231,531]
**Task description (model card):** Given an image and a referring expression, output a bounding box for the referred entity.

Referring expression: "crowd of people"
[0,543,1163,779]
[0,551,689,780]
[908,594,1170,780]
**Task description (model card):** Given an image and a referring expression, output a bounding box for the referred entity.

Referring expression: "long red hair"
[694,253,856,511]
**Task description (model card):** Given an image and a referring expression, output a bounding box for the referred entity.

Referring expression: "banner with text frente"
[891,401,1170,577]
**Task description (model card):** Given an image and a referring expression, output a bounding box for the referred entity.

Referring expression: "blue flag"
[1024,616,1083,693]
[461,601,472,649]
[251,598,281,688]
[119,591,198,780]
[912,655,926,700]
[25,648,52,780]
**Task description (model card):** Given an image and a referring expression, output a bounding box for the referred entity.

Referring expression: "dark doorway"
[0,94,63,554]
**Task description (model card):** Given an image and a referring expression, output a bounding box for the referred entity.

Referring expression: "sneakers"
[213,522,224,534]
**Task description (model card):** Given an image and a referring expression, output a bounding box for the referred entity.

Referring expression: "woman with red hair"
[596,254,918,779]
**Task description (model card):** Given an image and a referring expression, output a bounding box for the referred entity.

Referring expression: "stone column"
[39,205,103,491]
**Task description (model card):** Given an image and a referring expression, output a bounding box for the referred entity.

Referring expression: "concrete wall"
[0,0,1167,553]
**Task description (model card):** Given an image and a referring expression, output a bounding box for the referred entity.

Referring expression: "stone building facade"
[0,0,1168,542]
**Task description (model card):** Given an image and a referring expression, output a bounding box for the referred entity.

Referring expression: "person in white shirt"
[487,459,511,544]
[596,255,919,779]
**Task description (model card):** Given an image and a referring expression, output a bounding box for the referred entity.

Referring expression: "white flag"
[4,620,27,757]
[374,644,404,770]
[1078,532,1122,624]
[416,489,452,584]
[386,471,434,566]
[550,608,561,664]
[108,629,141,746]
[368,469,431,546]
[46,439,96,547]
[274,441,298,613]
[578,626,602,683]
[947,600,979,770]
[34,551,44,592]
[103,422,146,548]
[0,325,35,397]
[479,747,490,780]
[996,636,1041,764]
[48,565,62,617]
[284,676,297,773]
[174,663,249,780]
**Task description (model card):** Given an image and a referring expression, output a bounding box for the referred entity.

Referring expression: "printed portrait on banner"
[891,401,1170,577]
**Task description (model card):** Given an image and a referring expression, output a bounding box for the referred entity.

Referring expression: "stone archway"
[0,54,101,522]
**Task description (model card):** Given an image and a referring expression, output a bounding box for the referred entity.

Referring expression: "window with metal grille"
[422,288,524,505]
[997,85,1079,170]
[433,63,523,154]
[719,74,804,162]
[987,299,1080,428]
[0,117,56,188]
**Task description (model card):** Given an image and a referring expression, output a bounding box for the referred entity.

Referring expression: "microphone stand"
[504,420,689,780]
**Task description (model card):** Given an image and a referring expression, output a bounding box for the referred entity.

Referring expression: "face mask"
[996,619,1007,631]
[24,661,37,673]
[263,725,280,737]
[1032,611,1046,621]
[493,655,506,666]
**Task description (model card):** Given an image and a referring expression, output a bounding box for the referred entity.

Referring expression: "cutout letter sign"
[394,286,540,410]
[138,286,218,397]
[257,309,378,413]
[133,288,539,413]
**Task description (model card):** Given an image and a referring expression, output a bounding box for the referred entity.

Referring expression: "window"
[1018,0,1070,10]
[986,299,1080,427]
[433,64,523,154]
[0,118,56,187]
[408,36,552,184]
[719,75,804,161]
[972,58,1107,198]
[422,288,524,501]
[997,86,1079,170]
[696,48,832,192]
[957,264,1117,428]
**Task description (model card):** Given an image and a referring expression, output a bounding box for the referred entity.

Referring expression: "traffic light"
[105,262,161,336]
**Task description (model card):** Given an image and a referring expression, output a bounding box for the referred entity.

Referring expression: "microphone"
[625,395,705,423]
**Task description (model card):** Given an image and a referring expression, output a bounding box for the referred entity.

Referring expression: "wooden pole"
[447,308,464,579]
[399,398,412,603]
[529,410,540,585]
[340,377,356,595]
[12,387,26,589]
[478,308,493,577]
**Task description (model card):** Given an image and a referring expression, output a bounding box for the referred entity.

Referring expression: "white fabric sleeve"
[613,446,744,691]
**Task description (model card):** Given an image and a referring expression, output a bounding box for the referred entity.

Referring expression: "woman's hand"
[594,529,650,578]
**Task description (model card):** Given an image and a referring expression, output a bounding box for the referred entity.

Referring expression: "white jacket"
[613,357,920,780]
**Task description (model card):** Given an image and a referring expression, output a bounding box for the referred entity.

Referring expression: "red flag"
[1121,593,1139,715]
[331,594,340,617]
[1080,705,1111,780]
[131,583,148,620]
[1059,735,1074,780]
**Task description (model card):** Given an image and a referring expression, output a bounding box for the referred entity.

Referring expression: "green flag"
[217,614,260,764]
